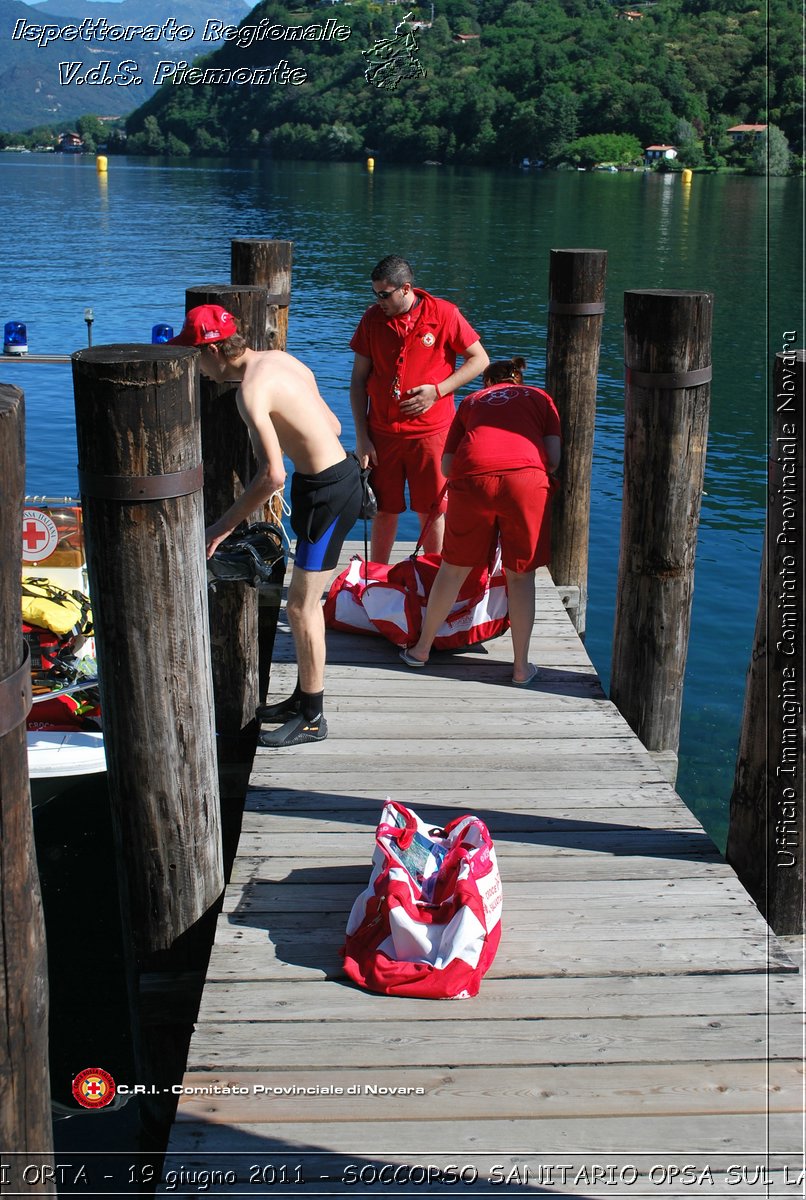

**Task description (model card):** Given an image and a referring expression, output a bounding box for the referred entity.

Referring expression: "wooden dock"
[162,544,803,1195]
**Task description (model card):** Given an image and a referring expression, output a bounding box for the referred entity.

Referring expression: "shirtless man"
[170,304,362,747]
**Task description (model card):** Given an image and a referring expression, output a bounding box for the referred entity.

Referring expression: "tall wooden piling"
[546,248,607,637]
[0,385,55,1192]
[229,240,294,691]
[231,238,293,351]
[185,284,269,737]
[610,290,713,783]
[727,348,804,935]
[72,346,223,960]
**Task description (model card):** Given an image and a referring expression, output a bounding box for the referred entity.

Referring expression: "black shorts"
[290,454,363,572]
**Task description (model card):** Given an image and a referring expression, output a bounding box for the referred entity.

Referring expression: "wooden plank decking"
[162,545,803,1195]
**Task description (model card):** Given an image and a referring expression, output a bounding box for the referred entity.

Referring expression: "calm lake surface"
[4,153,797,847]
[2,151,798,1167]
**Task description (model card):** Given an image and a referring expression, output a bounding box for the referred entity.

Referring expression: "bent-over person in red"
[400,356,561,686]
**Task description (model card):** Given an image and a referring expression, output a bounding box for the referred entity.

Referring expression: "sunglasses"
[373,284,405,301]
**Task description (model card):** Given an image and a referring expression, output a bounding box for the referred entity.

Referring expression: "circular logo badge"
[72,1067,116,1109]
[481,387,519,405]
[22,509,59,563]
[421,332,435,347]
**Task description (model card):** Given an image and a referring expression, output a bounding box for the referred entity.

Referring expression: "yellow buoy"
[367,156,375,172]
[681,168,692,184]
[96,155,108,173]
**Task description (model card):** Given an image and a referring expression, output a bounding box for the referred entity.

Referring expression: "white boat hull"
[27,730,106,808]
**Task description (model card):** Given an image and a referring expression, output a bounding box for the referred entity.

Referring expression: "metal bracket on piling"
[548,301,606,316]
[0,644,32,737]
[626,366,713,389]
[77,464,204,501]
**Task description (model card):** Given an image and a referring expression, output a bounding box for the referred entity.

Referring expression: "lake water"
[3,153,798,851]
[2,151,799,1174]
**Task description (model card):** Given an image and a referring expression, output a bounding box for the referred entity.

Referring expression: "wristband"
[436,382,444,399]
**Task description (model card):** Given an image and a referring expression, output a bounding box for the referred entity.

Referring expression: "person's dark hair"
[215,331,249,360]
[483,356,526,386]
[371,255,414,286]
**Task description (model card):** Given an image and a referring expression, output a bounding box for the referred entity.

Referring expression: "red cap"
[169,304,238,346]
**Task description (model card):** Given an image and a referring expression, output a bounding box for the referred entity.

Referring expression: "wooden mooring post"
[0,385,55,1193]
[610,289,713,784]
[231,238,293,351]
[229,239,294,692]
[184,283,269,737]
[546,248,607,637]
[727,347,804,935]
[72,345,223,960]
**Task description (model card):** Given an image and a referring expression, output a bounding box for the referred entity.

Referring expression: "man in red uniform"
[350,255,489,562]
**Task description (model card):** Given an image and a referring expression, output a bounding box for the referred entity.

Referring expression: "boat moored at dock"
[22,498,104,806]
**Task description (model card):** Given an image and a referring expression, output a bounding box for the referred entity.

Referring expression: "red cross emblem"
[21,509,58,563]
[23,521,49,550]
[72,1067,116,1109]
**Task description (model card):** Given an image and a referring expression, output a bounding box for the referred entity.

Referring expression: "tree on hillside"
[537,84,581,160]
[116,0,802,165]
[127,115,165,155]
[748,125,791,175]
[76,115,107,153]
[673,118,706,167]
[562,132,643,167]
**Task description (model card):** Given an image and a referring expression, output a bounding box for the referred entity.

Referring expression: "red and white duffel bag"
[342,801,503,999]
[323,547,509,650]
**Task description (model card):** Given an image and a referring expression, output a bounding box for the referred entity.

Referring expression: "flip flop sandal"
[400,649,427,668]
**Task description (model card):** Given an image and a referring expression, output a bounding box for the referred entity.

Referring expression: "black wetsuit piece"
[291,454,363,572]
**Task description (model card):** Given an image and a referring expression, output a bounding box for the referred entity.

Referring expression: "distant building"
[452,32,480,43]
[726,124,768,141]
[644,144,678,164]
[57,132,84,153]
[617,9,645,19]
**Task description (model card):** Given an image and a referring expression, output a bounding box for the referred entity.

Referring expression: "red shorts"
[369,428,449,515]
[442,468,552,572]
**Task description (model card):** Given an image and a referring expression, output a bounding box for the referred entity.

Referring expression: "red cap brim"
[167,328,200,346]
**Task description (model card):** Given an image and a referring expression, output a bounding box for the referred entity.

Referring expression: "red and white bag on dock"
[323,548,509,650]
[342,801,503,1000]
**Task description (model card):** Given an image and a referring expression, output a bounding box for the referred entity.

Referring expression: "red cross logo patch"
[72,1067,116,1109]
[21,509,59,563]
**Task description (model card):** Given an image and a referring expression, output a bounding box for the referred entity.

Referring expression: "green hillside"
[122,0,800,166]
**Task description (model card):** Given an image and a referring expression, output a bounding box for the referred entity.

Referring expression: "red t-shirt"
[444,383,561,477]
[350,289,480,438]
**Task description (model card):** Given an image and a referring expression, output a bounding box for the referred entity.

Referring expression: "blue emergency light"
[4,321,28,355]
[151,324,174,344]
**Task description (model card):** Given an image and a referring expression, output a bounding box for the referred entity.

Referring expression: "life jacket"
[21,578,93,639]
[21,578,93,688]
